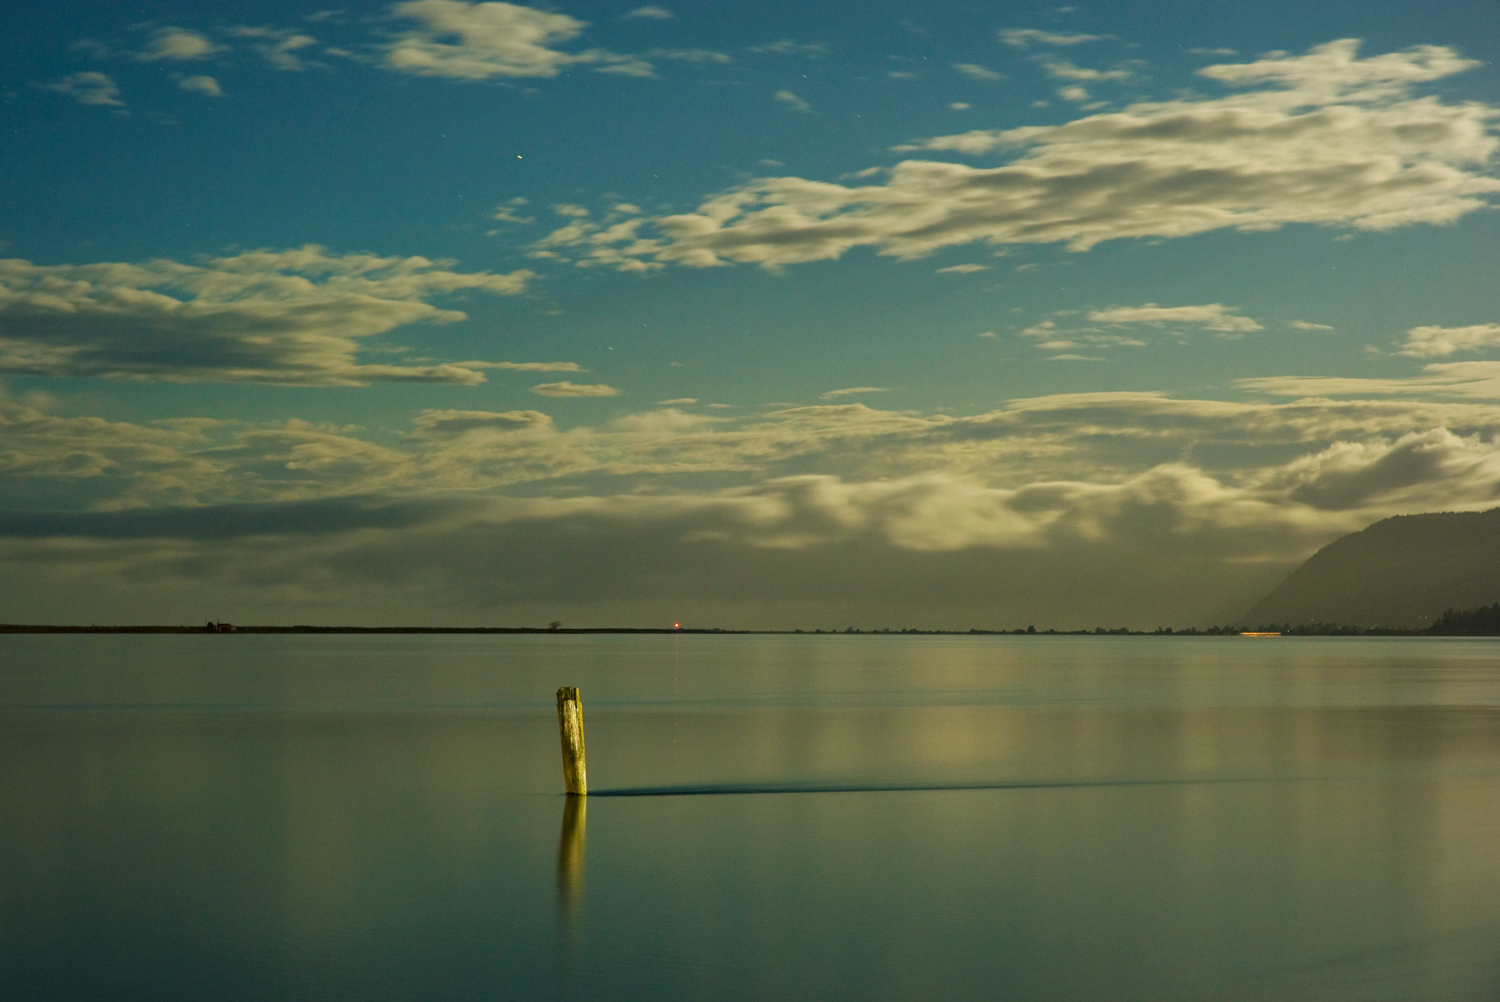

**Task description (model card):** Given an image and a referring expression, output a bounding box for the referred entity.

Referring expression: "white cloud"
[658,397,697,405]
[1250,428,1500,512]
[537,40,1500,271]
[999,29,1106,48]
[39,72,123,107]
[137,28,224,61]
[625,6,673,18]
[1056,85,1089,102]
[1290,320,1334,331]
[20,430,1500,626]
[949,102,970,111]
[177,75,224,97]
[385,0,582,78]
[1397,324,1500,358]
[774,89,812,112]
[382,0,652,79]
[1086,303,1263,333]
[14,389,1500,591]
[0,247,534,385]
[1198,39,1477,102]
[953,63,1004,81]
[530,381,621,397]
[937,264,987,273]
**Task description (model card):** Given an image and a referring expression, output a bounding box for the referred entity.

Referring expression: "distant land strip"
[5,604,1500,637]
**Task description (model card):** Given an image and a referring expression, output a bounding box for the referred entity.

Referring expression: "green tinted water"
[2,633,1498,1000]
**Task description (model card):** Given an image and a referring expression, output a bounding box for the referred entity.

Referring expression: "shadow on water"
[586,772,1443,797]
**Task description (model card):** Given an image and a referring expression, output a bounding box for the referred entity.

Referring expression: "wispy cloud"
[648,48,731,64]
[490,197,535,226]
[0,248,533,385]
[1039,59,1132,81]
[773,89,812,112]
[1015,303,1261,357]
[38,72,123,107]
[999,29,1107,48]
[749,39,828,58]
[819,387,893,400]
[228,26,321,71]
[1087,304,1263,333]
[177,74,224,96]
[136,27,224,61]
[952,63,1005,81]
[536,40,1500,271]
[624,6,673,19]
[469,361,582,372]
[1020,319,1143,353]
[1241,361,1500,399]
[530,381,621,397]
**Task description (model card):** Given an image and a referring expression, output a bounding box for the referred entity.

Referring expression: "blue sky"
[3,0,1499,627]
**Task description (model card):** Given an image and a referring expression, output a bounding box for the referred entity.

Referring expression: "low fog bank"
[0,489,1307,630]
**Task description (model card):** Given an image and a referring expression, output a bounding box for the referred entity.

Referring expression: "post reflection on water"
[556,795,587,929]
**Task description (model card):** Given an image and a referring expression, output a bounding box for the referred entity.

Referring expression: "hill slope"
[1244,507,1500,628]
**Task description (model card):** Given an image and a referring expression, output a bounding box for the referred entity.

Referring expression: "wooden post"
[556,686,587,795]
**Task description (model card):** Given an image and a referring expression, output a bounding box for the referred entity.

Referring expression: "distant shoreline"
[2,624,1494,637]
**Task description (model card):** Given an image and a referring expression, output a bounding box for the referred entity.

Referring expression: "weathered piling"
[556,686,587,795]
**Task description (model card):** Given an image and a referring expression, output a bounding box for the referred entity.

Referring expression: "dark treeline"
[1427,603,1500,635]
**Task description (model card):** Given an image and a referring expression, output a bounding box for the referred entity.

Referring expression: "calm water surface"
[2,633,1499,1000]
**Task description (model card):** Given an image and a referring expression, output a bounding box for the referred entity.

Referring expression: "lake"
[2,633,1499,1000]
